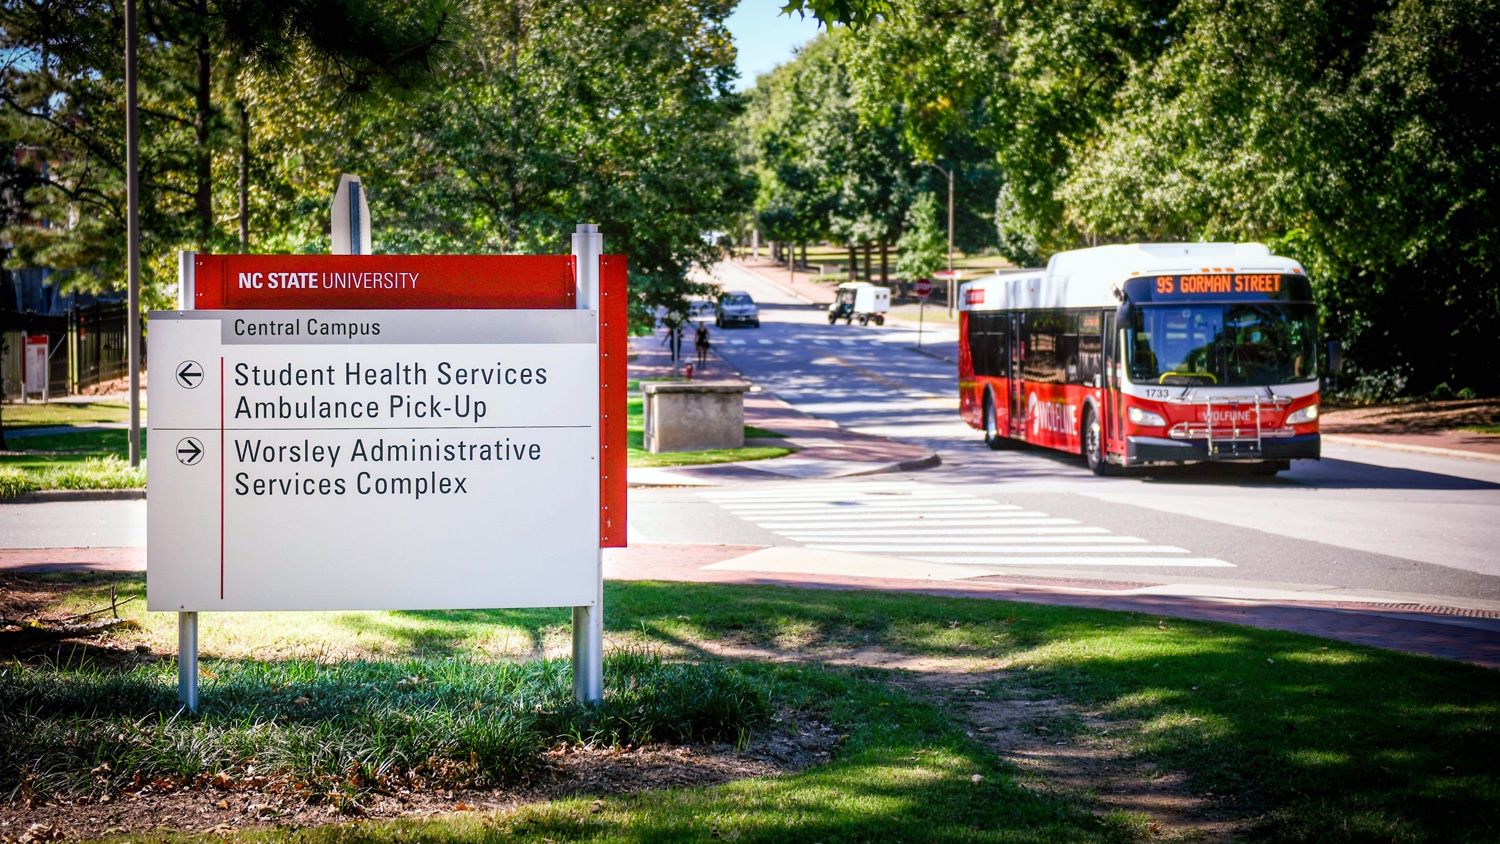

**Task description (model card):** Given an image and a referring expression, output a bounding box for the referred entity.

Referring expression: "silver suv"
[715,291,760,328]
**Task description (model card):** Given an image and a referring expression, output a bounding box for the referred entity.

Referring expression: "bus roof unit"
[960,242,1303,312]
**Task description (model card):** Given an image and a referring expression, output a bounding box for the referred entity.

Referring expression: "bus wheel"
[984,394,1008,451]
[1084,407,1115,476]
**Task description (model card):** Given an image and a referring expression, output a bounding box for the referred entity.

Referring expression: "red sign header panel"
[194,255,577,310]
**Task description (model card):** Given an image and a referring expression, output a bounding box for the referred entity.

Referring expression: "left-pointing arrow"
[176,437,204,466]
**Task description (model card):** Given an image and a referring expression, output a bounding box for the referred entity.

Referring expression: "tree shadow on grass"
[609,580,1500,843]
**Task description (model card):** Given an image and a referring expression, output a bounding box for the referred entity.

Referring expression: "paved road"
[636,264,1500,610]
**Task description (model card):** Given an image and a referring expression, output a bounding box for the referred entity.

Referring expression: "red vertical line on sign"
[220,356,226,599]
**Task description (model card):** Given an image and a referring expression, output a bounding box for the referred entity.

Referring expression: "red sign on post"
[914,278,934,298]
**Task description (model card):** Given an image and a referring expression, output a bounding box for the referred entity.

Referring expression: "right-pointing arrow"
[176,437,204,465]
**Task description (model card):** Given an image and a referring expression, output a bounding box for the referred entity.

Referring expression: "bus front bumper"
[1125,433,1321,465]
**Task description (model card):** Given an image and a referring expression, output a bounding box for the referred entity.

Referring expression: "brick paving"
[0,546,144,573]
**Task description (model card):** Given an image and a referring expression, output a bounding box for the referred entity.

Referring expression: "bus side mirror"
[1115,302,1132,329]
[1326,340,1344,374]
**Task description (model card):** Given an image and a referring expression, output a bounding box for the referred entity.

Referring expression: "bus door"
[1102,309,1119,445]
[1008,312,1026,438]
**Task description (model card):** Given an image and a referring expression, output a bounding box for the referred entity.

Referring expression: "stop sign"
[914,278,934,297]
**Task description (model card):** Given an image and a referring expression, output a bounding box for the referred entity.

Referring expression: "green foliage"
[0,456,146,497]
[0,0,456,304]
[896,190,945,281]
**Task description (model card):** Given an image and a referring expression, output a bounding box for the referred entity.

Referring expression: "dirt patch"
[1322,399,1500,435]
[0,575,152,670]
[0,715,838,841]
[905,670,1249,842]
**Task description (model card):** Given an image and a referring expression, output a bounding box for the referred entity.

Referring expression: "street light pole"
[916,160,957,316]
[125,0,142,468]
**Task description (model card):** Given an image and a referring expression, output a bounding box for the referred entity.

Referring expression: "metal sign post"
[914,277,933,348]
[571,223,604,705]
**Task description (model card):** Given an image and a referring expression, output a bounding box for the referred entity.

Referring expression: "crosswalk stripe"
[758,524,1100,534]
[735,512,1050,524]
[722,503,1032,514]
[754,516,1079,526]
[781,533,1148,543]
[912,556,1236,568]
[808,544,1188,554]
[702,488,958,499]
[758,339,773,344]
[703,482,928,496]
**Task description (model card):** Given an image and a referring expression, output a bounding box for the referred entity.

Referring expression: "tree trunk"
[862,242,872,283]
[879,239,889,285]
[238,102,250,252]
[195,22,213,248]
[848,243,858,280]
[799,242,807,271]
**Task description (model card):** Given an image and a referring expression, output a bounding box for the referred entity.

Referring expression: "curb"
[3,489,146,504]
[907,345,957,365]
[842,451,944,477]
[1323,434,1500,464]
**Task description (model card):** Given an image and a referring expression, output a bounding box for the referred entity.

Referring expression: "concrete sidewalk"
[627,333,938,486]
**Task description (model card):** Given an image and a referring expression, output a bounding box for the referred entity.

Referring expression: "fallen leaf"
[19,823,66,843]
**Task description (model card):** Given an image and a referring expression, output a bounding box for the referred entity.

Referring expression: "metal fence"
[1,302,140,400]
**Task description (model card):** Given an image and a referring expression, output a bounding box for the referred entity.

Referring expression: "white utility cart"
[827,281,891,325]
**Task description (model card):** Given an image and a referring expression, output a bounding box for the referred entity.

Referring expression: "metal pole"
[946,167,954,276]
[176,252,199,711]
[178,611,199,710]
[570,223,604,705]
[125,0,142,468]
[946,167,955,318]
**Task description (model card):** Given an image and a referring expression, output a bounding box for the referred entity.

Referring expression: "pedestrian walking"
[695,322,711,364]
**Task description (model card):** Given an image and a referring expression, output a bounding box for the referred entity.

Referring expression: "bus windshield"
[1126,303,1318,387]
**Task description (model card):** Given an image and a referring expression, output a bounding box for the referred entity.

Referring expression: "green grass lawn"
[1461,425,1500,434]
[0,429,147,496]
[0,400,135,430]
[5,574,1498,843]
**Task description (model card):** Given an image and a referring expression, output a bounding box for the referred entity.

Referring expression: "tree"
[1058,0,1500,393]
[0,0,456,300]
[896,190,944,281]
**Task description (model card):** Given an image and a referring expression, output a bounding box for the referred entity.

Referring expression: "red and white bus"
[958,243,1321,475]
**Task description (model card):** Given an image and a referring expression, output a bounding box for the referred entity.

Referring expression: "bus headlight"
[1127,406,1167,426]
[1286,404,1319,424]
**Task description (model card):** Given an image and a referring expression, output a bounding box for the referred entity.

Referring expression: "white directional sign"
[147,309,600,612]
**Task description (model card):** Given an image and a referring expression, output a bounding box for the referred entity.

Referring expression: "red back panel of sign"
[191,253,626,548]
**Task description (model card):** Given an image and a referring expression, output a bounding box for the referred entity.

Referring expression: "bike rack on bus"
[1166,391,1293,458]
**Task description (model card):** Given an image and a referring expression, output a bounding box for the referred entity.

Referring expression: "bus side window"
[1078,313,1102,385]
